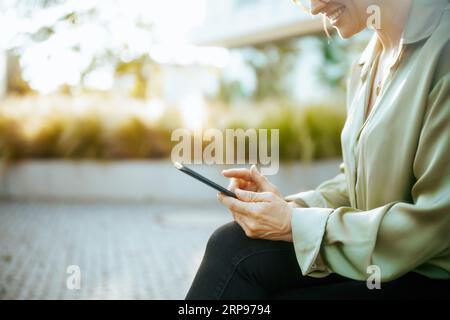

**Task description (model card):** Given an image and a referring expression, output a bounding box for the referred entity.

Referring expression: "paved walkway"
[0,201,231,299]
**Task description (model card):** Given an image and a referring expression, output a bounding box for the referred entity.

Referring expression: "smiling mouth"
[326,6,345,23]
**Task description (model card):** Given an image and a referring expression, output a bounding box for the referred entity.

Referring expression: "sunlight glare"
[179,92,207,130]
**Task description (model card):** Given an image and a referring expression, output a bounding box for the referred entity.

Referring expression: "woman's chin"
[334,25,359,39]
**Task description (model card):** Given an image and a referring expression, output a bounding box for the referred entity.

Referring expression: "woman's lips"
[326,6,345,25]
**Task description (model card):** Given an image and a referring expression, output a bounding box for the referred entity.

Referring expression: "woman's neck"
[375,0,412,51]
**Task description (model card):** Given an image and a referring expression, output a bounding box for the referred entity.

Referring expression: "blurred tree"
[215,32,370,105]
[316,36,352,91]
[115,55,160,100]
[3,0,157,97]
[248,40,299,101]
[217,39,300,104]
[217,80,246,104]
[6,51,35,96]
[317,33,370,91]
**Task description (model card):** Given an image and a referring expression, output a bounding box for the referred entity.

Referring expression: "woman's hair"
[322,16,331,39]
[292,0,310,12]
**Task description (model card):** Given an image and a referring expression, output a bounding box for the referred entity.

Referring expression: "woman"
[186,0,450,299]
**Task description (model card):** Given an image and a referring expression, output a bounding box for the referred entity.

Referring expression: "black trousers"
[186,222,450,300]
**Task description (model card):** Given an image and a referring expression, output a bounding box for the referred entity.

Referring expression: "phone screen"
[174,162,237,198]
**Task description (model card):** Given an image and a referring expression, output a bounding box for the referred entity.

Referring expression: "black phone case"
[176,164,237,198]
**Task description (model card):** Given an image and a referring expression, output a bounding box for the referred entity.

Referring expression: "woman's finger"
[249,165,268,186]
[227,178,238,192]
[217,193,257,216]
[222,168,252,180]
[223,166,269,190]
[227,178,251,192]
[235,189,273,203]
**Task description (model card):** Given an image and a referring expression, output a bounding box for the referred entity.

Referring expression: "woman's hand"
[217,188,293,242]
[222,165,282,197]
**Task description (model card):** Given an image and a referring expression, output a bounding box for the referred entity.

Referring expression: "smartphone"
[174,162,237,198]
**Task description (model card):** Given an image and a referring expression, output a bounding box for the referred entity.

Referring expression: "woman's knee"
[205,221,247,255]
[204,221,292,264]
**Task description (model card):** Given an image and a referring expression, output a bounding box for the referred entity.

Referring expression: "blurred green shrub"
[0,96,345,162]
[226,103,346,163]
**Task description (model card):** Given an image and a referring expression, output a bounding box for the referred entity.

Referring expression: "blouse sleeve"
[285,162,351,209]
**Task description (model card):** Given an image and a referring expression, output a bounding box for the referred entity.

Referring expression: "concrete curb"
[0,159,341,203]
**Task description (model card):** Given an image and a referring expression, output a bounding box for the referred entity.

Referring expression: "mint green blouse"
[286,0,450,281]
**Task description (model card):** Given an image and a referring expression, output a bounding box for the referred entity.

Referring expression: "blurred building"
[153,0,328,119]
[191,0,322,47]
